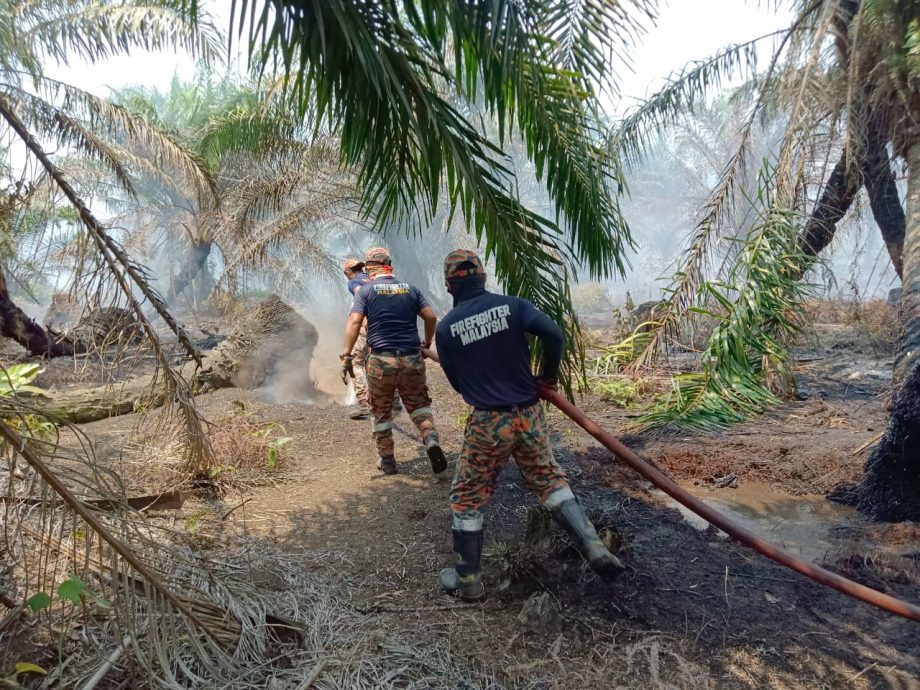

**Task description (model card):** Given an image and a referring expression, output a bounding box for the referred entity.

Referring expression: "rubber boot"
[439,528,485,601]
[551,499,625,577]
[376,454,397,475]
[349,403,372,420]
[425,436,447,474]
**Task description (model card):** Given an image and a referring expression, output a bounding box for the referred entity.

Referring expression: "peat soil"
[62,343,920,689]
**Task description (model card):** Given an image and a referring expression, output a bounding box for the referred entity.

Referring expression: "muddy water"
[657,482,864,563]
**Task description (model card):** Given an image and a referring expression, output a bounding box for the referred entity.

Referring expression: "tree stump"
[856,362,920,522]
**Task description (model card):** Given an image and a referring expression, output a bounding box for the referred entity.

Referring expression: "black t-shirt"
[435,291,544,409]
[351,275,431,351]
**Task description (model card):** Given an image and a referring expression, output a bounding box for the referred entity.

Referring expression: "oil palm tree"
[0,0,222,356]
[610,0,920,521]
[229,0,657,386]
[109,75,353,305]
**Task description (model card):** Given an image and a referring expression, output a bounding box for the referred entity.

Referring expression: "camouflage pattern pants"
[353,330,370,407]
[450,402,572,531]
[366,352,438,458]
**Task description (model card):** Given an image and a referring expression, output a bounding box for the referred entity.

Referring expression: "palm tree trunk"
[862,119,905,278]
[166,240,212,303]
[797,151,860,270]
[0,268,77,357]
[856,138,920,522]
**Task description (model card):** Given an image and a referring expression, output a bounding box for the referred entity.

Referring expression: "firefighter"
[341,258,373,419]
[342,258,403,420]
[434,249,624,600]
[341,247,446,476]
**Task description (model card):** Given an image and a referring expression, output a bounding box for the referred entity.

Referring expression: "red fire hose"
[420,349,920,623]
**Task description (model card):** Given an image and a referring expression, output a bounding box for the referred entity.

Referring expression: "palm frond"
[7,88,138,195]
[234,0,649,390]
[0,93,202,364]
[442,0,652,277]
[610,37,767,168]
[13,77,220,205]
[636,164,815,432]
[14,0,222,76]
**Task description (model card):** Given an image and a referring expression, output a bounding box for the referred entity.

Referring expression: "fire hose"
[420,348,920,623]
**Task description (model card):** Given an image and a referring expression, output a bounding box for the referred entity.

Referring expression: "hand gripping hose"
[419,348,920,623]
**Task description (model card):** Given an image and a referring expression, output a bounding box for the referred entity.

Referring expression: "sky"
[45,0,793,113]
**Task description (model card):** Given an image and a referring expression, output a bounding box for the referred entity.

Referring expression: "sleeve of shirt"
[350,286,367,315]
[518,299,564,380]
[415,287,432,312]
[435,325,464,393]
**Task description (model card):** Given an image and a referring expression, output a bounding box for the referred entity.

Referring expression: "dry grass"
[572,282,614,313]
[206,403,293,485]
[802,298,901,354]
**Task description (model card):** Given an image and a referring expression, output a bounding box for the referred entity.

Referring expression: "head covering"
[342,257,365,273]
[363,246,392,266]
[444,249,486,280]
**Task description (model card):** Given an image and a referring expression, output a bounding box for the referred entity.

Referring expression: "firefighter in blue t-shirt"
[341,247,446,476]
[342,258,404,420]
[434,249,624,601]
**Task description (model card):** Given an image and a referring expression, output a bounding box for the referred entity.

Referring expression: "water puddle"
[657,482,865,563]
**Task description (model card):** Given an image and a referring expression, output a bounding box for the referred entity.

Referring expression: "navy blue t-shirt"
[347,272,369,296]
[351,275,432,351]
[435,291,544,409]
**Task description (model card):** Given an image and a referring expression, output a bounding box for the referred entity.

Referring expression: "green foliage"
[591,377,645,408]
[25,592,50,612]
[0,662,47,688]
[56,575,88,604]
[0,364,55,439]
[0,363,45,397]
[591,327,655,375]
[233,0,655,391]
[253,422,292,468]
[637,192,812,432]
[25,574,104,614]
[266,435,292,468]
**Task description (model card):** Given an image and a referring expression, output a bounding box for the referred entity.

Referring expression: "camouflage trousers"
[450,402,572,530]
[366,352,438,458]
[353,330,370,407]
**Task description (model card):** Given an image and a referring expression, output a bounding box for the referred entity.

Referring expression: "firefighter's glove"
[339,353,355,385]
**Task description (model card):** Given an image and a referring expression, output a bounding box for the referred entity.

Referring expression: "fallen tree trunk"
[0,270,80,357]
[22,296,319,424]
[23,372,188,424]
[196,294,319,400]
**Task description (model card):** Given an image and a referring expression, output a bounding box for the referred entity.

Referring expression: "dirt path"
[74,359,915,689]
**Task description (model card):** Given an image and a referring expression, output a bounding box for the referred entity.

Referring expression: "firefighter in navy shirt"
[435,250,624,600]
[341,247,446,476]
[342,257,402,419]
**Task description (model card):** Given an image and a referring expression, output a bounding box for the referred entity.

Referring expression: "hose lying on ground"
[538,386,920,624]
[419,348,920,623]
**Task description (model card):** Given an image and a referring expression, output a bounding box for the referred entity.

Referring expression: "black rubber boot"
[376,455,397,475]
[425,437,447,474]
[439,528,485,601]
[551,499,625,577]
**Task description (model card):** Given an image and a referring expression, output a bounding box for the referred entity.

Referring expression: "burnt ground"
[4,313,919,689]
[49,348,920,689]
